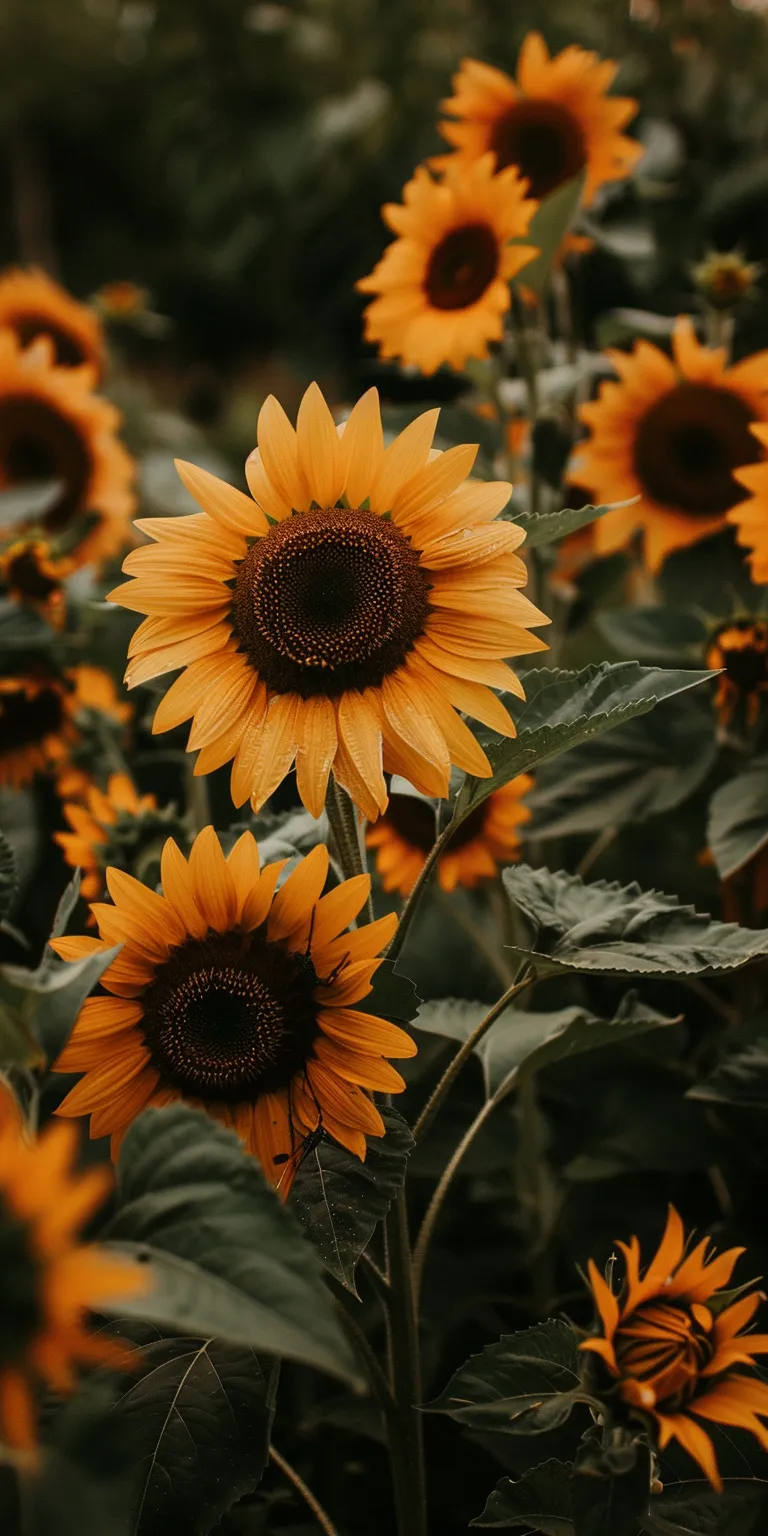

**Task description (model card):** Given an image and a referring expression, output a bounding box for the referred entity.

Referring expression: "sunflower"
[55,772,160,902]
[0,663,129,790]
[358,156,538,375]
[435,34,642,205]
[575,317,768,572]
[52,829,417,1192]
[705,619,768,728]
[692,251,761,312]
[0,268,104,375]
[0,329,135,568]
[582,1206,768,1490]
[0,1082,144,1452]
[730,423,768,581]
[367,775,532,898]
[110,383,549,820]
[0,537,72,626]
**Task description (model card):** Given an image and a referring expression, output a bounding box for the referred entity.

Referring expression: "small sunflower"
[0,268,104,375]
[0,329,135,568]
[705,619,768,728]
[0,663,130,790]
[52,829,417,1192]
[0,537,72,626]
[357,156,538,375]
[110,383,549,820]
[0,1082,144,1452]
[367,775,532,898]
[692,251,761,312]
[435,34,642,204]
[730,423,768,581]
[575,317,768,572]
[55,772,160,902]
[582,1206,768,1490]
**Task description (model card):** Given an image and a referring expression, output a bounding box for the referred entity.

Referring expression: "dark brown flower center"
[0,396,92,533]
[0,680,65,755]
[232,506,431,699]
[708,621,768,693]
[140,930,321,1102]
[616,1300,714,1410]
[6,547,60,602]
[14,315,91,370]
[0,1202,41,1364]
[633,383,760,517]
[490,100,587,199]
[385,793,488,854]
[425,223,500,311]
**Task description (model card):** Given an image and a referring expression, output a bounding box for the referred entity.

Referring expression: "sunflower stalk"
[324,779,374,921]
[268,1445,341,1536]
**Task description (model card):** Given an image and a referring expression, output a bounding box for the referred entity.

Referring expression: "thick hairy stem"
[268,1445,341,1536]
[325,779,374,920]
[412,970,535,1145]
[384,1189,428,1536]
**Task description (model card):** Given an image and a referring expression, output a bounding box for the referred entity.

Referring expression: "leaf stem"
[435,888,515,989]
[384,1189,428,1536]
[359,1248,391,1302]
[412,1092,501,1308]
[412,970,535,1145]
[268,1444,341,1536]
[325,780,374,921]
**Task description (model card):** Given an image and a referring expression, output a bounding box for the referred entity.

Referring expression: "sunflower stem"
[325,780,374,921]
[268,1444,341,1536]
[384,1188,428,1536]
[386,812,459,965]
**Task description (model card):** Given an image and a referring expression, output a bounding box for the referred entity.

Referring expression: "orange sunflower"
[55,772,160,902]
[0,1082,144,1452]
[0,330,135,568]
[0,268,105,375]
[52,829,416,1193]
[435,34,642,205]
[730,422,768,581]
[0,663,130,790]
[0,536,72,626]
[705,619,768,728]
[367,775,532,898]
[357,156,538,374]
[575,317,768,572]
[110,383,549,820]
[582,1206,768,1490]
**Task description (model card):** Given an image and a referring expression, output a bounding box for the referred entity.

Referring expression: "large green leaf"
[707,757,768,879]
[453,664,713,829]
[104,1104,361,1386]
[689,1019,768,1109]
[0,830,17,923]
[0,941,121,1067]
[472,1460,575,1532]
[596,606,708,664]
[529,698,716,837]
[642,1478,768,1535]
[108,1336,278,1535]
[290,1107,414,1294]
[571,1444,652,1536]
[501,864,768,977]
[511,503,616,551]
[427,1320,581,1431]
[510,174,586,298]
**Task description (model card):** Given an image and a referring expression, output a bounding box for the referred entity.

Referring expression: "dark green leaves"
[707,757,768,879]
[290,1108,414,1294]
[473,1460,575,1531]
[510,174,586,298]
[104,1104,361,1385]
[689,1020,768,1109]
[0,936,120,1068]
[641,1479,768,1535]
[512,503,617,551]
[502,864,768,977]
[428,1320,581,1431]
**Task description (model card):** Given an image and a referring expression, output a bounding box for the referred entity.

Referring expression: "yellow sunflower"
[705,619,768,729]
[0,537,72,626]
[0,268,104,376]
[435,34,642,204]
[0,329,135,568]
[0,1082,144,1452]
[367,775,532,898]
[110,383,549,820]
[731,422,768,581]
[582,1206,768,1490]
[55,772,159,902]
[0,663,130,790]
[52,829,416,1194]
[357,156,537,374]
[575,317,768,572]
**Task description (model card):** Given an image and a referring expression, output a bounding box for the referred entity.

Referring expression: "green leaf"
[453,664,713,830]
[290,1107,414,1294]
[707,757,768,879]
[104,1104,362,1386]
[0,479,62,527]
[472,1459,575,1531]
[244,806,325,866]
[0,941,121,1066]
[0,598,54,652]
[510,503,620,551]
[641,1478,768,1535]
[689,1019,768,1109]
[502,864,768,977]
[108,1336,278,1535]
[0,830,17,923]
[510,174,586,298]
[529,698,717,838]
[50,870,83,939]
[571,1443,652,1536]
[366,959,421,1024]
[427,1320,581,1430]
[596,607,708,664]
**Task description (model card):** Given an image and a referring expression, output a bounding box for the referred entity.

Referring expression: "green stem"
[186,758,211,836]
[412,970,535,1145]
[325,780,374,920]
[386,811,461,965]
[413,1092,500,1308]
[268,1445,341,1536]
[385,1189,428,1536]
[435,888,515,989]
[335,1301,397,1422]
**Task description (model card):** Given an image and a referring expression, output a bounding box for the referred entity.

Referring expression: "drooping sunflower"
[55,772,160,902]
[0,268,105,375]
[367,775,532,898]
[0,663,130,790]
[0,1082,144,1452]
[575,317,768,572]
[0,330,135,568]
[52,829,416,1194]
[110,384,549,820]
[357,156,538,375]
[582,1206,768,1489]
[0,537,72,626]
[435,34,642,204]
[705,619,768,729]
[731,422,768,581]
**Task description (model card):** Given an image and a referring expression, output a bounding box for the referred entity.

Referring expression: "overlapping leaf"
[428,1321,581,1431]
[707,758,768,879]
[473,1459,575,1532]
[511,503,616,551]
[510,174,586,298]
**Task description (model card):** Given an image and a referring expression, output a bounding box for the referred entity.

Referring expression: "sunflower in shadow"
[0,537,72,626]
[575,318,768,572]
[0,662,130,790]
[435,33,641,204]
[0,1082,143,1452]
[357,155,538,374]
[55,772,162,902]
[110,383,548,819]
[52,830,416,1194]
[0,330,134,568]
[367,776,532,898]
[706,618,768,729]
[0,268,105,375]
[582,1206,768,1489]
